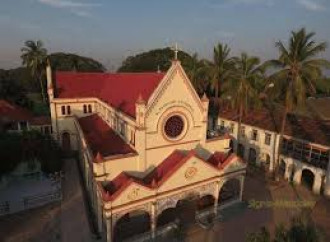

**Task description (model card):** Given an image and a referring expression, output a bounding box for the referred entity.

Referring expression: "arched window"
[83,105,87,113]
[88,104,92,113]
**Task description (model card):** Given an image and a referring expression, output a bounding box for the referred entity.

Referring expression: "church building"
[46,58,246,241]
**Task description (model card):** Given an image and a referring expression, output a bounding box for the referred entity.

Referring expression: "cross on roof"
[171,43,180,60]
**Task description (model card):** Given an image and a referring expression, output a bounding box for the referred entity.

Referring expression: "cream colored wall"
[218,117,276,163]
[111,183,155,207]
[143,65,209,169]
[205,138,230,153]
[158,156,219,193]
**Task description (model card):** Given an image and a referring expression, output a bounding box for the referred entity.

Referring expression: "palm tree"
[209,43,235,98]
[21,40,48,103]
[265,28,330,178]
[186,53,206,95]
[223,53,263,157]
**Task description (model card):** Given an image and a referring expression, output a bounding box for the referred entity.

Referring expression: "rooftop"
[77,114,136,159]
[100,149,243,201]
[55,72,165,118]
[0,99,33,121]
[219,108,330,147]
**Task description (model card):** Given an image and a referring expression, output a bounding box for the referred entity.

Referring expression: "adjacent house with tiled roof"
[0,99,52,134]
[47,59,246,242]
[217,106,330,197]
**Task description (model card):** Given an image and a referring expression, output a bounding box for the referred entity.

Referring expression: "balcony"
[281,149,329,170]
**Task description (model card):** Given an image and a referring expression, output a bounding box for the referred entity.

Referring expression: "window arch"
[88,104,92,113]
[83,105,87,113]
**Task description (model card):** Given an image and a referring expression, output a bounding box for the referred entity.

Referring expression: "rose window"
[164,115,184,138]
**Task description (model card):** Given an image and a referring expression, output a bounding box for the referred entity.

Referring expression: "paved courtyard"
[0,159,94,242]
[183,168,330,242]
[1,163,329,242]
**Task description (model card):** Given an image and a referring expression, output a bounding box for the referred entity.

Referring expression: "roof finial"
[157,65,161,73]
[136,93,146,104]
[201,92,209,102]
[171,42,180,60]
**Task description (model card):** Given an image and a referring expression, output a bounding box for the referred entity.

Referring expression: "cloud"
[296,0,326,11]
[37,0,100,17]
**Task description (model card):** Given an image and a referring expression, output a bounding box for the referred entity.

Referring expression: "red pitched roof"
[78,114,136,158]
[219,108,330,147]
[55,72,165,118]
[0,99,33,121]
[100,149,242,202]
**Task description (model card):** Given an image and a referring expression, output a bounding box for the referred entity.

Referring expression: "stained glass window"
[164,115,184,138]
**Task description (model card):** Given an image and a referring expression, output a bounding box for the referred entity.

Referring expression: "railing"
[281,150,329,170]
[207,126,229,140]
[0,201,10,215]
[23,190,61,210]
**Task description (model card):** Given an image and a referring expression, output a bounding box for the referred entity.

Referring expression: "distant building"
[217,107,330,196]
[47,60,246,241]
[0,99,52,134]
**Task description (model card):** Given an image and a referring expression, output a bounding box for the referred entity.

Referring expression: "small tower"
[135,93,147,171]
[201,93,209,121]
[46,58,54,101]
[135,93,146,129]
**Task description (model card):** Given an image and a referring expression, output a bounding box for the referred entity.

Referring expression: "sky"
[1,0,330,70]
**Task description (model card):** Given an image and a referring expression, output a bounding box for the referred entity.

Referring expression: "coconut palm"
[265,28,330,178]
[21,40,48,103]
[209,43,235,98]
[223,53,263,156]
[186,53,207,95]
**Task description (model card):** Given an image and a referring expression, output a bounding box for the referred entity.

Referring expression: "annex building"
[46,60,246,241]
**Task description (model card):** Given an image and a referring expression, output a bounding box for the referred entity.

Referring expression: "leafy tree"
[223,53,263,154]
[264,28,330,178]
[0,131,62,177]
[21,40,48,103]
[117,47,194,73]
[48,52,105,72]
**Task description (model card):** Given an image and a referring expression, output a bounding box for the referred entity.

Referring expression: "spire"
[151,178,157,188]
[201,92,208,102]
[136,93,146,105]
[95,152,104,163]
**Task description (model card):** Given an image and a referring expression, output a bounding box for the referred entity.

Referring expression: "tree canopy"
[48,52,106,72]
[117,47,194,73]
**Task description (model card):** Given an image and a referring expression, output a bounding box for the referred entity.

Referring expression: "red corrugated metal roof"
[55,72,165,118]
[78,114,136,158]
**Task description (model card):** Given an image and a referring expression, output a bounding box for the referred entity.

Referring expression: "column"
[151,202,157,240]
[293,169,302,185]
[97,198,103,233]
[284,162,291,181]
[324,158,330,198]
[269,154,275,172]
[239,176,245,201]
[213,181,220,214]
[312,173,322,195]
[106,218,112,242]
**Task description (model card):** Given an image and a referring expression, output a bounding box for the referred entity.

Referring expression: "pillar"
[239,176,245,201]
[97,198,103,233]
[151,202,157,240]
[284,162,291,181]
[106,218,112,242]
[293,169,302,185]
[312,173,322,195]
[213,181,220,213]
[269,153,275,172]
